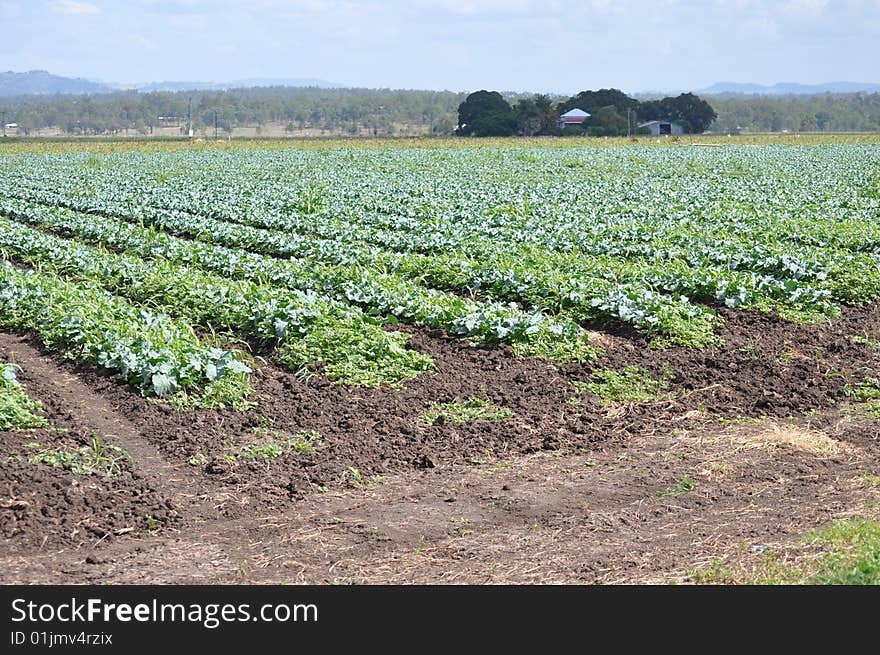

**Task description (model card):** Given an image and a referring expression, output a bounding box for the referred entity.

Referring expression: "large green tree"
[557,88,638,117]
[469,109,519,137]
[456,90,516,136]
[513,97,541,136]
[637,93,717,133]
[513,94,557,136]
[534,94,557,135]
[512,94,557,136]
[589,105,629,136]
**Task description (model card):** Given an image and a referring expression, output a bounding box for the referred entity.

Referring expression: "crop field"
[2,139,880,584]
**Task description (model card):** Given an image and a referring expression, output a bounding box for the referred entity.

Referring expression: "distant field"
[1,131,879,155]
[3,120,435,142]
[1,139,878,584]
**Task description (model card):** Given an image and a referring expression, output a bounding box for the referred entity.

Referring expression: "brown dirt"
[1,304,879,584]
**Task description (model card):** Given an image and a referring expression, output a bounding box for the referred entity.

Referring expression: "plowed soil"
[2,305,879,584]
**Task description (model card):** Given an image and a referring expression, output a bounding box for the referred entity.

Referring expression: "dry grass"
[584,330,615,350]
[735,423,855,457]
[699,460,737,480]
[2,132,879,156]
[853,473,880,489]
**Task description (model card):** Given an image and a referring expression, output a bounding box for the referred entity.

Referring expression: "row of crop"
[0,185,722,346]
[0,361,47,431]
[0,215,434,387]
[6,164,857,284]
[0,262,250,401]
[136,172,878,314]
[71,148,877,269]
[197,158,880,310]
[0,196,595,362]
[141,183,874,308]
[0,183,796,345]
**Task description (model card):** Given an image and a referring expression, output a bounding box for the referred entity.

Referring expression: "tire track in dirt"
[0,331,274,580]
[0,333,277,561]
[0,332,209,508]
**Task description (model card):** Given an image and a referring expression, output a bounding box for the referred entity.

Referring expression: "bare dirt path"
[4,414,876,584]
[0,333,205,503]
[0,332,260,581]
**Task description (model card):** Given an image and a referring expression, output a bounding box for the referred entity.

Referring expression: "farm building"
[639,120,684,135]
[558,108,590,129]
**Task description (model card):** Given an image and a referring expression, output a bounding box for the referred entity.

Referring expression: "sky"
[0,0,877,93]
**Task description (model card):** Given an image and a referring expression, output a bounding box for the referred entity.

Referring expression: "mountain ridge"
[0,70,341,97]
[699,81,880,95]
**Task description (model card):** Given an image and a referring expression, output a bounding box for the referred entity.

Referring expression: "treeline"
[707,93,880,133]
[0,87,466,136]
[457,89,717,136]
[1,85,879,136]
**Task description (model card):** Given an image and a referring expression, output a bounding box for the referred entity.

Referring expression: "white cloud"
[52,0,100,16]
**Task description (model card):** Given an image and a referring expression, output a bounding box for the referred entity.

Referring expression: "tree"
[16,113,40,136]
[589,105,629,136]
[469,109,518,137]
[456,90,515,136]
[533,94,557,135]
[513,97,541,136]
[6,85,880,138]
[558,88,638,117]
[432,115,455,135]
[511,94,557,136]
[638,93,717,133]
[668,93,716,133]
[799,113,818,131]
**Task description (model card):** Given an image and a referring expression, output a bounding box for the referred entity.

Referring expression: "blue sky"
[0,0,877,93]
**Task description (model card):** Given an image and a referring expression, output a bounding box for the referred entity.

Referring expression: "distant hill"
[0,70,344,98]
[0,70,114,97]
[700,81,880,95]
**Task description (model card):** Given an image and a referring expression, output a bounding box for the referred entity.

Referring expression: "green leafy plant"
[586,366,671,404]
[844,377,880,401]
[240,429,324,459]
[656,475,694,498]
[0,362,47,431]
[806,519,880,585]
[27,435,130,478]
[688,558,733,583]
[852,335,880,349]
[854,473,880,489]
[423,397,514,425]
[339,466,386,489]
